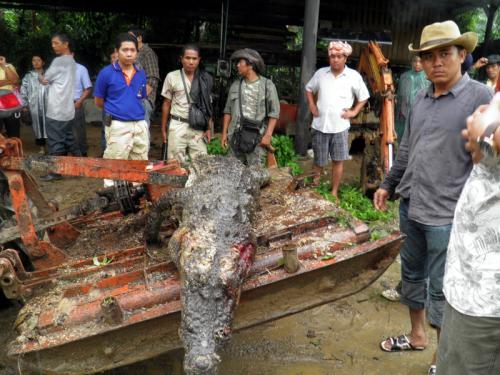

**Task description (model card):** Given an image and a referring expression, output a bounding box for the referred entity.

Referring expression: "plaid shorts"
[311,128,349,166]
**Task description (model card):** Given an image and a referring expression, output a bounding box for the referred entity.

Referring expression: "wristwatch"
[478,121,500,156]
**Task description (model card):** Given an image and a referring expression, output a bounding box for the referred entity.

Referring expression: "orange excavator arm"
[357,41,396,175]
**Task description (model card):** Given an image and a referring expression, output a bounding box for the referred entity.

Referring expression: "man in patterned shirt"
[128,28,159,127]
[437,95,500,375]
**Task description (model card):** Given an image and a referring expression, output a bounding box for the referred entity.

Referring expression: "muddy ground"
[0,124,438,375]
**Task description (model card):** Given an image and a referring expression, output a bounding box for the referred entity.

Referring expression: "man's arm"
[76,67,93,109]
[261,81,280,147]
[221,113,231,148]
[374,118,410,210]
[342,99,368,119]
[76,88,92,109]
[306,90,319,117]
[161,99,172,143]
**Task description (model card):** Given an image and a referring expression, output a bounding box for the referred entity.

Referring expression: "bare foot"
[311,174,321,186]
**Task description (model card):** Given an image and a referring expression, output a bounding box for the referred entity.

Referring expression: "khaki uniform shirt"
[161,69,190,119]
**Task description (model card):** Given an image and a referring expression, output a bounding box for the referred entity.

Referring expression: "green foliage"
[92,255,114,266]
[370,229,389,241]
[271,135,296,167]
[266,65,300,103]
[455,8,487,43]
[271,135,303,176]
[206,137,228,156]
[454,6,500,43]
[0,9,138,76]
[315,183,395,223]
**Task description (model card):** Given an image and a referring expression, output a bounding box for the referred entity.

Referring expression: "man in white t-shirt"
[39,33,76,181]
[306,41,369,198]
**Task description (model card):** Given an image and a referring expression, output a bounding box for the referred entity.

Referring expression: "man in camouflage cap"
[221,48,280,166]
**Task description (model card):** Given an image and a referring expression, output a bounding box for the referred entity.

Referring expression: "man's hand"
[260,133,272,148]
[146,84,153,96]
[473,57,488,70]
[39,74,48,85]
[310,105,319,117]
[75,101,83,110]
[341,108,357,119]
[221,133,228,148]
[463,104,490,163]
[373,188,390,211]
[203,129,212,143]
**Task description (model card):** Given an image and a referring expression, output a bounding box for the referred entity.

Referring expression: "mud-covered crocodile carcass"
[0,134,403,374]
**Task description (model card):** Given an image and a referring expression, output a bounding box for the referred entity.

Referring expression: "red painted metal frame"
[0,134,187,269]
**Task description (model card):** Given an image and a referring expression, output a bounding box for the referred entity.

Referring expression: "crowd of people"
[0,18,499,375]
[0,28,283,176]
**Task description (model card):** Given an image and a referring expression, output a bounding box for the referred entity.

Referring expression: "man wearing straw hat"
[373,20,492,375]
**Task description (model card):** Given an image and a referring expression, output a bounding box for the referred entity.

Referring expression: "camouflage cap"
[231,48,265,74]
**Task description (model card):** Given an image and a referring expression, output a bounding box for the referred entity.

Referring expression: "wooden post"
[295,0,320,155]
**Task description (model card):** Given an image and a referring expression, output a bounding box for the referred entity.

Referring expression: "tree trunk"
[483,3,499,53]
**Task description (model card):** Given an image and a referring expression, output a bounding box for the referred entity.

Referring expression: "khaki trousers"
[103,119,149,187]
[167,118,207,162]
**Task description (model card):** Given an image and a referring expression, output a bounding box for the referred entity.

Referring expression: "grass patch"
[206,137,228,156]
[271,135,303,176]
[314,182,397,224]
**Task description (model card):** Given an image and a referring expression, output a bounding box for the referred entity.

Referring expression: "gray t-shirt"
[44,55,76,121]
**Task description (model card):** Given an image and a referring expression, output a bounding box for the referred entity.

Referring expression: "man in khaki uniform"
[221,48,280,166]
[160,44,212,162]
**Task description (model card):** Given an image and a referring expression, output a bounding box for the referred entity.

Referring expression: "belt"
[170,114,189,124]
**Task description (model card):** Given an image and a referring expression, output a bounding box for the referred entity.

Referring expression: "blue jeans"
[399,199,452,328]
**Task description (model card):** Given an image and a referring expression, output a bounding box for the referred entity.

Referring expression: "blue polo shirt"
[94,62,147,121]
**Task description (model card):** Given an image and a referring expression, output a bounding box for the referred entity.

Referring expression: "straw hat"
[409,20,477,53]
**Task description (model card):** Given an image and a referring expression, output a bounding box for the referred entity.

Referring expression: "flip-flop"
[428,365,436,375]
[380,334,425,352]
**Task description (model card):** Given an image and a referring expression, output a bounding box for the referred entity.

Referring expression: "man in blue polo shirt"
[94,32,148,186]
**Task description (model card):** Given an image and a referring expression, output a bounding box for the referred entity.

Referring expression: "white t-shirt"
[306,66,369,134]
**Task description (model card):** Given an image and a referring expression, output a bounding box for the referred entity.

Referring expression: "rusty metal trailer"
[0,134,402,374]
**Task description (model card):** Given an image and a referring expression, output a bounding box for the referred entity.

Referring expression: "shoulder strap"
[179,69,192,106]
[264,77,268,118]
[238,78,244,119]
